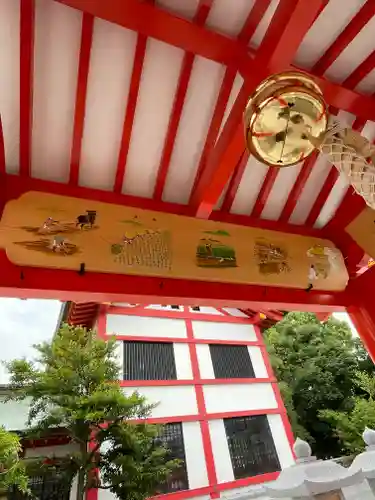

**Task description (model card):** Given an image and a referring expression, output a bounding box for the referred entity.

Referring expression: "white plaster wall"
[209,419,235,483]
[182,421,209,488]
[106,314,187,338]
[123,386,198,417]
[188,307,224,315]
[203,384,277,414]
[196,345,268,380]
[221,308,249,317]
[196,344,215,378]
[146,305,182,311]
[248,346,269,378]
[174,343,193,379]
[267,414,294,468]
[114,341,124,375]
[192,321,257,342]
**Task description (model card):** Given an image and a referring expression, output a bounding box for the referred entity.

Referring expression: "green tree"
[0,427,28,495]
[4,324,179,500]
[264,312,359,458]
[320,371,375,454]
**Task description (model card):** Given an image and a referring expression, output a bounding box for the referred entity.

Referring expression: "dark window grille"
[224,415,281,479]
[171,305,180,310]
[209,344,255,379]
[8,470,72,500]
[123,341,177,380]
[192,306,200,311]
[155,423,189,493]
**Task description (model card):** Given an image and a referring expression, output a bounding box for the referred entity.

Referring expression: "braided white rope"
[317,121,375,210]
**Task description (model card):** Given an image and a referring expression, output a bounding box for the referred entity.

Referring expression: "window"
[123,341,177,380]
[209,344,255,378]
[224,415,280,479]
[192,306,200,311]
[155,423,189,493]
[8,470,73,500]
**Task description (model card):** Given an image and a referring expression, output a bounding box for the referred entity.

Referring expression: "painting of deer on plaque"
[196,230,237,268]
[14,210,98,256]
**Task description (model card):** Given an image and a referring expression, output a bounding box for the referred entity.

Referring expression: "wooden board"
[347,206,375,260]
[0,192,349,291]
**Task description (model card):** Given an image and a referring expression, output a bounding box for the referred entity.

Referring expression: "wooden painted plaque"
[0,192,349,291]
[347,206,375,260]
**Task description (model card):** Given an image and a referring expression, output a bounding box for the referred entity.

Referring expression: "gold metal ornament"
[244,71,328,167]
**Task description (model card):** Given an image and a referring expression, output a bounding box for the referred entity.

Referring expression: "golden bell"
[244,71,328,167]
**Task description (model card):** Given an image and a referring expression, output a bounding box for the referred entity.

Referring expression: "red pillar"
[346,266,375,362]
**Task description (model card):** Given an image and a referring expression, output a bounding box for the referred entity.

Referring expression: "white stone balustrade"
[264,438,364,499]
[349,427,375,496]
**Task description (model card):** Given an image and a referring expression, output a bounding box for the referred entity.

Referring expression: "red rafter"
[114,34,147,193]
[251,168,279,219]
[190,68,236,200]
[190,0,271,203]
[312,1,375,76]
[0,115,5,174]
[69,13,94,186]
[220,151,248,213]
[19,0,35,177]
[255,0,324,71]
[190,1,279,214]
[279,151,319,223]
[240,0,324,220]
[303,9,375,227]
[54,0,247,66]
[190,85,248,218]
[153,1,213,201]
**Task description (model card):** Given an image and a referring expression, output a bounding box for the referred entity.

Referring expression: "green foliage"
[0,426,29,494]
[264,312,359,458]
[320,371,375,454]
[5,324,179,500]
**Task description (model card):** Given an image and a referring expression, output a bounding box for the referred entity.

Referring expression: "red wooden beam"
[153,1,213,201]
[190,0,271,203]
[220,151,248,213]
[234,0,324,221]
[0,249,348,310]
[278,151,319,223]
[53,0,247,66]
[251,168,278,219]
[19,0,35,177]
[190,68,236,200]
[190,85,248,218]
[0,115,5,174]
[312,1,375,76]
[114,34,147,193]
[255,0,324,71]
[69,13,94,186]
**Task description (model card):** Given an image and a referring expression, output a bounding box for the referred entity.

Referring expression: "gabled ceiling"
[1,0,374,237]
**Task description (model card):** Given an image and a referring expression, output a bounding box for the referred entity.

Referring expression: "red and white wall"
[96,304,295,500]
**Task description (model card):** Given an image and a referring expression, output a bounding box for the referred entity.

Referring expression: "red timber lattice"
[93,304,294,500]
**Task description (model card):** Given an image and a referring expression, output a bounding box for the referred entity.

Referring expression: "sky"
[0,298,62,385]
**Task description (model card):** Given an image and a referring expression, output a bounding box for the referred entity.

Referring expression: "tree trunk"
[76,467,86,500]
[76,442,88,500]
